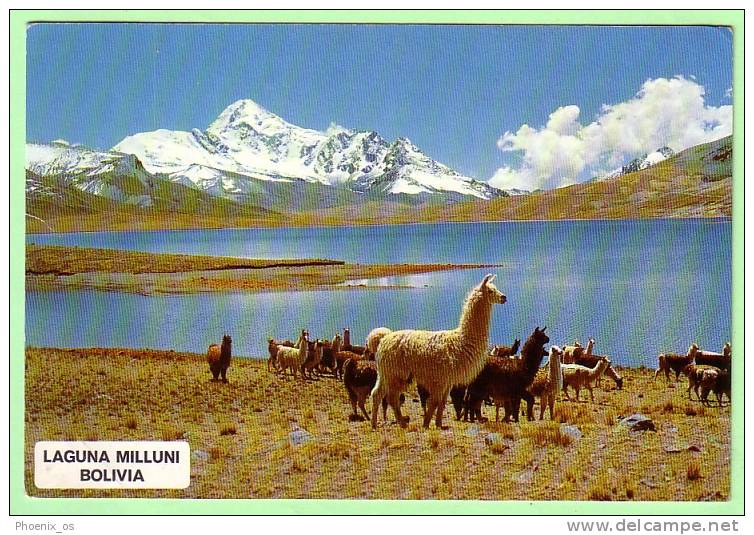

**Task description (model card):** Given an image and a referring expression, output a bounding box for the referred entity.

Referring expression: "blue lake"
[26,219,732,367]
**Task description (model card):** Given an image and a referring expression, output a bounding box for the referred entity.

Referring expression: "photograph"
[12,10,741,513]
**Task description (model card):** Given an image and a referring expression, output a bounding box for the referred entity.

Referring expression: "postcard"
[11,10,743,515]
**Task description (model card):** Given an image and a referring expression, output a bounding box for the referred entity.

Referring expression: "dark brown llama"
[318,334,342,377]
[654,344,698,382]
[343,357,402,422]
[464,326,550,423]
[208,334,232,383]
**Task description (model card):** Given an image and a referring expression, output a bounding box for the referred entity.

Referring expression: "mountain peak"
[207,99,284,134]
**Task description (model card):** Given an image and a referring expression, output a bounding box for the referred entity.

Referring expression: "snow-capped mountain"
[113,99,503,200]
[25,140,272,220]
[598,147,675,181]
[26,141,156,206]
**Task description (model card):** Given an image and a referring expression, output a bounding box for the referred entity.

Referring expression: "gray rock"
[560,424,582,441]
[289,429,314,446]
[465,425,481,437]
[619,413,656,432]
[484,432,502,445]
[192,449,209,461]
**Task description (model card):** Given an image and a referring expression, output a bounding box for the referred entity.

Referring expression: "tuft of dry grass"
[552,403,595,425]
[687,461,702,481]
[521,421,574,447]
[219,423,237,436]
[124,416,138,430]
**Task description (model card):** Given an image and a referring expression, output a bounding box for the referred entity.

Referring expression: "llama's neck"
[549,350,562,392]
[521,339,546,376]
[585,339,594,355]
[457,291,493,353]
[343,330,351,346]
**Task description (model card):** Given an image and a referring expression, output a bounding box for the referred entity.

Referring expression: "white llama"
[370,274,506,429]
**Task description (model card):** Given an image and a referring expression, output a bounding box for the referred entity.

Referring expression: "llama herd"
[227,273,731,430]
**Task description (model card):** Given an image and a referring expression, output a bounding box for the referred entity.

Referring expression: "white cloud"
[489,76,733,191]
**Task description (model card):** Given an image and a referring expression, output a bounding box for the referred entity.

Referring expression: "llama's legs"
[574,386,581,402]
[221,367,228,383]
[360,400,371,421]
[387,388,408,428]
[434,387,451,429]
[521,391,534,421]
[381,398,389,422]
[538,394,547,420]
[495,403,500,423]
[422,396,438,429]
[370,378,386,429]
[589,386,595,403]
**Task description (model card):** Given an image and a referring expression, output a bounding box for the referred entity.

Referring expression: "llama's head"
[723,342,731,357]
[478,274,506,305]
[687,343,699,359]
[222,334,232,348]
[512,339,521,353]
[607,365,624,389]
[532,326,550,345]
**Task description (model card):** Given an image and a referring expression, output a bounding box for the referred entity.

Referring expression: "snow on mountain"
[26,142,157,206]
[597,146,676,181]
[112,99,504,200]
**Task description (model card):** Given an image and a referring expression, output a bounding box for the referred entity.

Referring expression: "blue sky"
[27,24,733,188]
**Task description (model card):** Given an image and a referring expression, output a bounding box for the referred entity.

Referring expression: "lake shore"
[26,212,731,235]
[24,347,730,500]
[26,245,504,294]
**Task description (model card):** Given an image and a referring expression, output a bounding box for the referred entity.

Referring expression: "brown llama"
[207,334,232,383]
[370,274,507,429]
[318,334,342,376]
[694,345,731,371]
[301,339,324,379]
[342,328,367,355]
[463,326,550,423]
[343,357,403,422]
[704,368,731,406]
[525,345,563,420]
[335,348,362,380]
[569,353,623,389]
[267,338,282,371]
[654,344,698,382]
[490,338,520,358]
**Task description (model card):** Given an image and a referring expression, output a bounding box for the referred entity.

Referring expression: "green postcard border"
[9,9,744,515]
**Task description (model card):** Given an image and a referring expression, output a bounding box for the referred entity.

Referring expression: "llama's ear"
[482,273,496,286]
[542,326,547,332]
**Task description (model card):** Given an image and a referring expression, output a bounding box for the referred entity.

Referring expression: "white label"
[34,441,190,489]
